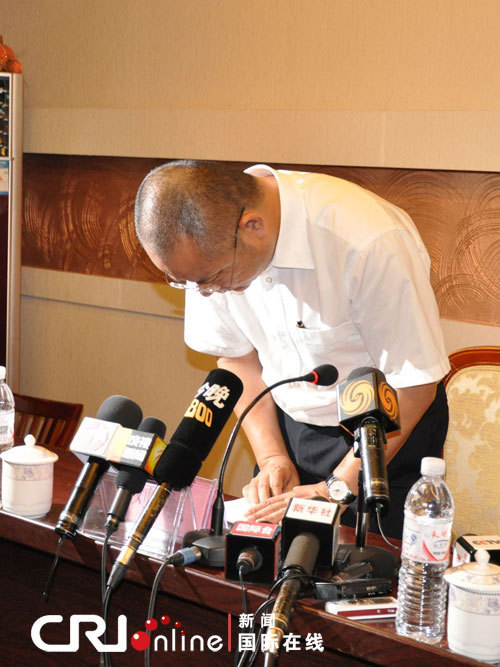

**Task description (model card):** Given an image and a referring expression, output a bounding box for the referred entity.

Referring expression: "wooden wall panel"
[22,154,164,281]
[22,154,500,328]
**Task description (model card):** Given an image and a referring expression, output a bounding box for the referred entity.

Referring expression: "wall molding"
[25,108,500,172]
[21,267,184,320]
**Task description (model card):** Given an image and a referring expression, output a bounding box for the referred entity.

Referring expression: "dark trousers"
[274,382,449,539]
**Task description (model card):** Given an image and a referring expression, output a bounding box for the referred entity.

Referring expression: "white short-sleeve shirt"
[184,165,450,426]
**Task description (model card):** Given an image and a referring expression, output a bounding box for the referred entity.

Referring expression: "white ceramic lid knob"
[474,548,491,571]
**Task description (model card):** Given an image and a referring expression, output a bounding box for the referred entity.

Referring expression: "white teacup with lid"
[0,434,59,518]
[444,548,500,663]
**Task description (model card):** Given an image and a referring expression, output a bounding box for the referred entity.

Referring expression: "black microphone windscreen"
[96,395,143,429]
[137,416,166,440]
[283,532,320,575]
[301,364,339,386]
[116,467,148,494]
[153,368,243,489]
[347,366,377,381]
[312,364,339,386]
[153,443,201,490]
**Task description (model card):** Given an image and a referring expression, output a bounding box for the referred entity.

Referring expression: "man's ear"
[240,212,266,238]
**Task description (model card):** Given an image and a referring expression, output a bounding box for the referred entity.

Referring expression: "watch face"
[328,479,349,502]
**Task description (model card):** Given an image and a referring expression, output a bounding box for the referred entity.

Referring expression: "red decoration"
[6,60,22,73]
[0,36,22,73]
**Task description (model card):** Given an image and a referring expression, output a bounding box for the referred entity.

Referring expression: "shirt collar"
[244,164,314,270]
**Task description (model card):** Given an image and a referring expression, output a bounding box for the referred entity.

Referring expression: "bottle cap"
[420,456,445,476]
[0,366,5,381]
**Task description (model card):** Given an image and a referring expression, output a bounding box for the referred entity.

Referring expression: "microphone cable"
[234,558,252,666]
[42,534,65,603]
[238,566,249,615]
[144,557,171,667]
[101,531,113,603]
[375,506,401,551]
[102,584,113,667]
[235,571,323,667]
[144,545,203,667]
[234,594,277,667]
[98,532,113,667]
[236,544,264,617]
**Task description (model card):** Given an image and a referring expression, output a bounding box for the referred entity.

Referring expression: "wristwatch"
[325,474,356,505]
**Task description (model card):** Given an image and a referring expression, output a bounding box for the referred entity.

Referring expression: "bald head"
[135,160,263,260]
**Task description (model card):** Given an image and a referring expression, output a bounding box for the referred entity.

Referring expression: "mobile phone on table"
[325,596,397,620]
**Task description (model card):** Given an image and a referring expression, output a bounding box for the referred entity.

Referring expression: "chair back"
[14,393,83,449]
[442,346,500,537]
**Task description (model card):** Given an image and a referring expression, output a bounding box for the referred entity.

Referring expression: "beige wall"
[3,0,500,169]
[20,268,255,495]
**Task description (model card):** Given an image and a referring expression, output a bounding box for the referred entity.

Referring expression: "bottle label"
[0,412,14,446]
[401,513,452,562]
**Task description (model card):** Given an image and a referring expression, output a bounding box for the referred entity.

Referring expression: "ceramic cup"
[1,435,59,518]
[444,548,500,663]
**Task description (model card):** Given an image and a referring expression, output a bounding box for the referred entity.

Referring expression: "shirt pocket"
[289,321,371,380]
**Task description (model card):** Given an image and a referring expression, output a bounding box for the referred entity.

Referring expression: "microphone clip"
[352,416,386,458]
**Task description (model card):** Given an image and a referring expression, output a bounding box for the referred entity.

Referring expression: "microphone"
[263,532,321,667]
[55,396,143,539]
[104,417,167,536]
[281,496,340,567]
[335,367,400,579]
[337,367,400,512]
[209,364,339,541]
[106,368,243,591]
[237,546,263,575]
[225,521,282,584]
[299,364,340,386]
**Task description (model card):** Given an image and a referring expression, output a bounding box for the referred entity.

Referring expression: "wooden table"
[0,447,492,666]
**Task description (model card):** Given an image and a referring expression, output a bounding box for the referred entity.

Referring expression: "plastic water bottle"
[0,365,15,494]
[395,456,454,644]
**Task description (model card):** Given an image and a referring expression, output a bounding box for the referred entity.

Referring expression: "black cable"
[101,531,112,602]
[235,572,324,667]
[235,576,286,667]
[102,585,113,667]
[233,565,250,667]
[238,566,249,614]
[42,534,65,603]
[98,530,114,667]
[145,553,180,667]
[375,507,400,550]
[236,597,277,667]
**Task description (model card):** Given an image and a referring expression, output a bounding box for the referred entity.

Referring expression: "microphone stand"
[340,426,399,579]
[183,373,327,567]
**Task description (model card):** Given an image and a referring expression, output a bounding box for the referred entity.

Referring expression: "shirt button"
[265,276,273,283]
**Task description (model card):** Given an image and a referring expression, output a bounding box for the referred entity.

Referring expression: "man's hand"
[242,455,300,505]
[244,480,332,524]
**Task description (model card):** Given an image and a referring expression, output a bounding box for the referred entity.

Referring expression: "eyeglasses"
[165,206,244,295]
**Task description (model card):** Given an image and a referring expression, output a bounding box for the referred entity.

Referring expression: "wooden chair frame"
[443,345,500,387]
[14,393,83,449]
